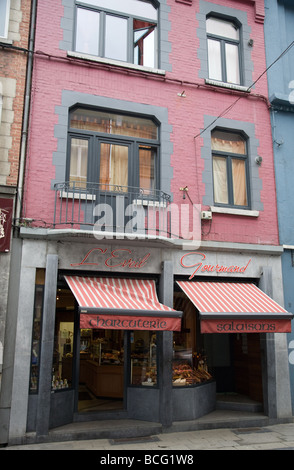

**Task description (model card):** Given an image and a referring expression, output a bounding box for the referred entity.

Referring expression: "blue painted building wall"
[264,0,294,411]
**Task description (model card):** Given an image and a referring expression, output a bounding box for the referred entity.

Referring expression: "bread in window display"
[172,362,212,385]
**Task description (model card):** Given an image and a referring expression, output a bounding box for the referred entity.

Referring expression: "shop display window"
[81,329,124,366]
[173,292,212,386]
[130,331,157,386]
[51,288,75,391]
[29,270,45,393]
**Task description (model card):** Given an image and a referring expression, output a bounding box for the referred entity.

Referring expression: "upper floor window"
[68,107,159,195]
[0,0,10,39]
[206,16,241,85]
[212,129,249,208]
[74,0,158,68]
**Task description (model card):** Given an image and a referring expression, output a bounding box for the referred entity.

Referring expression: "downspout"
[14,0,37,226]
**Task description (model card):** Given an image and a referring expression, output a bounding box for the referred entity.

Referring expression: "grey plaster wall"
[7,265,36,443]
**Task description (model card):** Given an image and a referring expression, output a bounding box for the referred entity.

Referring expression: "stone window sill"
[205,78,250,93]
[67,51,166,76]
[211,206,259,217]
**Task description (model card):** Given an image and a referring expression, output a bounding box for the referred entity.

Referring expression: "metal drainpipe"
[14,0,37,226]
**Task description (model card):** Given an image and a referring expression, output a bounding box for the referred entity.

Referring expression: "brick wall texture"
[0,0,32,187]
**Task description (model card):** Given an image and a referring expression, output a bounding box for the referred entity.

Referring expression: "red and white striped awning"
[177,281,292,333]
[65,276,182,331]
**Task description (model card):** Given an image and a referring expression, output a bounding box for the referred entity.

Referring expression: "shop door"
[203,333,263,403]
[233,333,263,402]
[77,329,125,413]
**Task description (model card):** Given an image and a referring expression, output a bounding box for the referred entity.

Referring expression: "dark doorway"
[204,333,263,403]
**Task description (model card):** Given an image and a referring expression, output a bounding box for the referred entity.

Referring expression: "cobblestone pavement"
[2,423,294,451]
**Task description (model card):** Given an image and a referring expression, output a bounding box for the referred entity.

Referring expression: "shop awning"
[177,281,293,333]
[65,276,182,331]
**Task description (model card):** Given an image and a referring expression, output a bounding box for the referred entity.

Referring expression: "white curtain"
[213,156,228,204]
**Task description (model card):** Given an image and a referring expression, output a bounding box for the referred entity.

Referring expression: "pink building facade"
[2,0,293,445]
[23,0,278,246]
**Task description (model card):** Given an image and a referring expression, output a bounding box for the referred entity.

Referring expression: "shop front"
[4,232,293,443]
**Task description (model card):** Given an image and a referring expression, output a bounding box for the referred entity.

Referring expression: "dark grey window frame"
[74,1,159,67]
[66,106,161,192]
[212,129,250,209]
[206,15,243,86]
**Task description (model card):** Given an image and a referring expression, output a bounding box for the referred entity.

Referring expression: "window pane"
[69,138,88,188]
[211,130,246,154]
[232,159,247,206]
[213,156,228,204]
[139,146,156,192]
[134,19,156,68]
[0,0,9,38]
[30,281,44,393]
[207,39,222,81]
[206,17,239,40]
[131,331,157,386]
[225,43,240,84]
[70,108,158,139]
[87,0,157,21]
[75,8,100,56]
[105,15,128,62]
[100,143,128,191]
[52,289,75,391]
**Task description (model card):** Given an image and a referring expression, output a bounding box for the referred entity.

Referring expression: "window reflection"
[206,17,239,40]
[207,39,222,82]
[206,16,241,85]
[105,15,128,62]
[134,19,156,68]
[74,1,158,67]
[52,288,75,391]
[29,276,44,393]
[225,43,240,84]
[75,8,100,56]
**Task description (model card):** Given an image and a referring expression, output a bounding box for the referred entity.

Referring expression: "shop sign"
[80,313,181,331]
[201,319,291,334]
[0,198,13,253]
[180,251,251,280]
[70,247,151,269]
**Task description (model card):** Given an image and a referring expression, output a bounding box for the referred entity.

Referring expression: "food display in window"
[173,362,212,386]
[100,350,122,364]
[173,352,212,386]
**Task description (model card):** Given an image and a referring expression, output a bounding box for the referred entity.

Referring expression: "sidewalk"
[2,422,294,450]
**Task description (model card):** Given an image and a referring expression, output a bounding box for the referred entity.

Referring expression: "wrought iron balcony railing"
[53,182,172,238]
